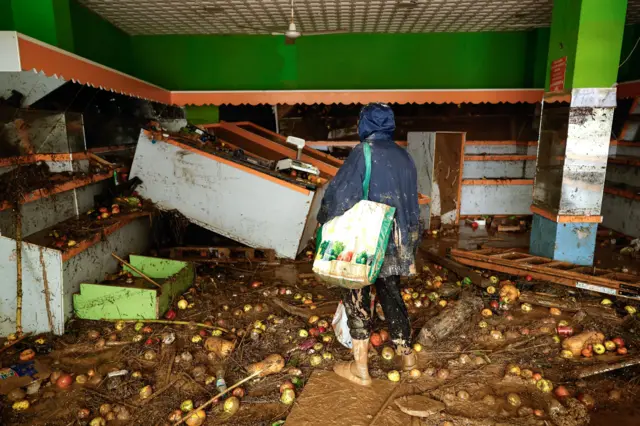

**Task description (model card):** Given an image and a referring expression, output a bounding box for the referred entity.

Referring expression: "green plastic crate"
[73,255,194,320]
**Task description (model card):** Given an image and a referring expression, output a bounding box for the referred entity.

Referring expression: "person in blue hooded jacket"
[317,103,421,386]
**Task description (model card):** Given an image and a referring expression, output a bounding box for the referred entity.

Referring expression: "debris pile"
[1,248,639,425]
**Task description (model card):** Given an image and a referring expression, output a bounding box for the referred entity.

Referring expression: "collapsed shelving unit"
[130,128,333,259]
[0,109,150,336]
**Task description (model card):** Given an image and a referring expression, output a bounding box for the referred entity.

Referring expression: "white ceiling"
[79,0,640,36]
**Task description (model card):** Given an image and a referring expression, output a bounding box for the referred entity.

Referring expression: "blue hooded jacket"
[317,103,421,277]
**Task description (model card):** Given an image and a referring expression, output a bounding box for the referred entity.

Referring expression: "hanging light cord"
[620,34,640,68]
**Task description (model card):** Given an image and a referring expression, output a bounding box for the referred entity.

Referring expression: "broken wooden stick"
[271,297,338,318]
[88,152,116,169]
[108,318,229,333]
[519,292,621,322]
[572,355,640,379]
[417,292,483,347]
[422,248,491,288]
[15,209,23,335]
[176,369,264,425]
[111,252,163,290]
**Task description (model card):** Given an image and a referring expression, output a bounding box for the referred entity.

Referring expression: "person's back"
[317,103,420,387]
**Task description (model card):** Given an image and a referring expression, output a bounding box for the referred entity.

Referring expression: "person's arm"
[317,145,365,225]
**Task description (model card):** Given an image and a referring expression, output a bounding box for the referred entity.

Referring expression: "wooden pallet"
[450,248,640,300]
[160,246,277,263]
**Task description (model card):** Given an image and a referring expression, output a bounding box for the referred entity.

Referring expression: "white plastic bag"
[332,302,352,349]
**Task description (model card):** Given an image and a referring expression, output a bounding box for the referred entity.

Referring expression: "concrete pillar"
[530,0,627,265]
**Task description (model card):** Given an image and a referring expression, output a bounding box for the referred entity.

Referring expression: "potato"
[204,337,235,358]
[562,331,605,357]
[247,354,285,377]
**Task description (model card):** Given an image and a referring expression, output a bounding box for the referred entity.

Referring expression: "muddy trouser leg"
[375,275,412,353]
[341,287,372,341]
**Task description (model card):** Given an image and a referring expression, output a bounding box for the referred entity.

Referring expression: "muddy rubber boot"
[401,349,418,371]
[333,339,372,386]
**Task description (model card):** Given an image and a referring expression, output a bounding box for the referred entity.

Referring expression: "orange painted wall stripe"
[171,89,545,106]
[0,172,113,211]
[530,205,603,223]
[462,179,534,185]
[152,133,311,196]
[18,35,170,104]
[465,140,538,146]
[464,155,536,161]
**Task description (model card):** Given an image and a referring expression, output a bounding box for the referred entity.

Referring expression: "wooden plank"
[464,155,537,161]
[450,249,640,294]
[462,179,534,185]
[514,256,546,263]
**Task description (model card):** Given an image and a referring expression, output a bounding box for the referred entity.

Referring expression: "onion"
[387,370,401,382]
[518,406,534,417]
[457,390,470,400]
[179,400,194,412]
[281,388,296,405]
[370,333,383,347]
[537,379,553,393]
[577,393,595,410]
[506,364,521,376]
[482,394,496,405]
[507,393,522,407]
[381,347,395,361]
[280,380,295,393]
[436,369,450,380]
[609,389,622,401]
[554,385,570,399]
[56,373,73,389]
[139,385,153,399]
[223,396,240,414]
[185,409,206,426]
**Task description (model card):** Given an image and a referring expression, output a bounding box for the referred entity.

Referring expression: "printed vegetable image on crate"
[313,200,395,289]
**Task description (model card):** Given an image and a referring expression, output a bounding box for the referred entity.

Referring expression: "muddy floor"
[1,224,639,426]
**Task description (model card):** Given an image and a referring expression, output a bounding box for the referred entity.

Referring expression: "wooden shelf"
[0,172,114,212]
[464,155,536,161]
[604,185,640,202]
[24,211,151,262]
[608,156,640,167]
[462,179,534,186]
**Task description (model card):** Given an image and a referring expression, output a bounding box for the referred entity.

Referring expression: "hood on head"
[358,103,395,142]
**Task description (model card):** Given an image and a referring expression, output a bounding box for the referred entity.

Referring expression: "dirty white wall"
[602,143,640,237]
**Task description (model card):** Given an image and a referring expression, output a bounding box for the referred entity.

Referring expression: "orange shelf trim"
[462,179,534,185]
[530,205,603,223]
[0,172,114,211]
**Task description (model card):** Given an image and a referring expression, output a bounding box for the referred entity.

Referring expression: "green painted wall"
[68,0,131,73]
[185,105,219,124]
[10,0,60,47]
[573,0,627,88]
[546,0,627,90]
[0,0,15,30]
[130,30,549,91]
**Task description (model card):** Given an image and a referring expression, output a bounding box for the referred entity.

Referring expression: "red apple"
[490,300,500,310]
[617,347,628,355]
[164,309,177,320]
[612,337,625,348]
[370,333,382,347]
[581,348,593,358]
[554,386,570,399]
[56,373,73,389]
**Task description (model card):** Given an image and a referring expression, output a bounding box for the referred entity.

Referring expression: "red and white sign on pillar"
[549,56,567,93]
